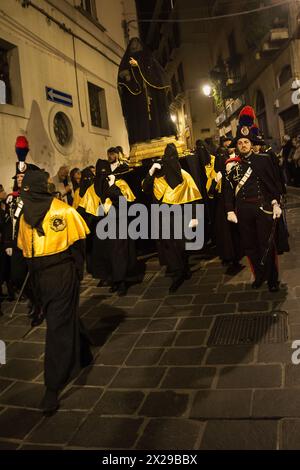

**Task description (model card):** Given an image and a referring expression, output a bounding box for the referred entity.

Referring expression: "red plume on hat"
[238,106,256,127]
[15,135,29,172]
[15,135,29,150]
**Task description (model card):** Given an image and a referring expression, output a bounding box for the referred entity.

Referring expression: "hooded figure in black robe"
[75,166,95,270]
[79,166,95,198]
[193,140,216,244]
[79,159,139,296]
[3,162,44,324]
[118,37,176,145]
[18,170,92,415]
[142,144,202,293]
[212,141,245,272]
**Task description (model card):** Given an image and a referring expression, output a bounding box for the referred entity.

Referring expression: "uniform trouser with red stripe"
[236,202,278,285]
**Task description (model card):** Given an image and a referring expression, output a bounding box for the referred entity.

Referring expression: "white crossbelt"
[235,167,252,196]
[12,199,24,240]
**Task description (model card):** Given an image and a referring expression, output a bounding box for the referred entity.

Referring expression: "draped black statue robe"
[118,38,176,145]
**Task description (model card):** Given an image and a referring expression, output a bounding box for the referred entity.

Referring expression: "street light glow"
[202,84,212,96]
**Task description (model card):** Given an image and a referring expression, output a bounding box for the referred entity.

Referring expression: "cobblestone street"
[0,191,300,451]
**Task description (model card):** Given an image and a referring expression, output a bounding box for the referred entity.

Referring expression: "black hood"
[94,159,111,200]
[79,167,95,198]
[20,170,53,236]
[195,140,211,166]
[162,143,183,189]
[70,167,81,191]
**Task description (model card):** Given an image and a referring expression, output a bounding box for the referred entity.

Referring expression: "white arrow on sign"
[48,88,73,104]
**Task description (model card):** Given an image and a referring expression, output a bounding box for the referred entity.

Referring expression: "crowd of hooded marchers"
[0,100,291,416]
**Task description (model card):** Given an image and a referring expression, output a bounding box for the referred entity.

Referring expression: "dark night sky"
[135,0,156,42]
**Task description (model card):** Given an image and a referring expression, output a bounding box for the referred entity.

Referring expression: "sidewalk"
[0,194,300,450]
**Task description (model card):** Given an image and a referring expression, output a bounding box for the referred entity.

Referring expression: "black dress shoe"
[252,279,264,289]
[169,275,185,293]
[40,389,59,416]
[268,282,280,293]
[31,313,44,328]
[27,305,35,318]
[109,283,119,293]
[184,269,192,280]
[226,263,245,276]
[222,260,231,267]
[117,282,127,297]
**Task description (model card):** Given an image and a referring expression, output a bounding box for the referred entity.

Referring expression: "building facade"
[142,0,300,151]
[0,0,137,190]
[209,0,300,150]
[145,0,217,149]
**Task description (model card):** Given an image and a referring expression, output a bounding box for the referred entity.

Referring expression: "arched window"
[278,65,292,88]
[256,90,269,138]
[0,79,6,104]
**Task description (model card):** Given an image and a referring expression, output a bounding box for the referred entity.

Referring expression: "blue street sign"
[46,87,73,107]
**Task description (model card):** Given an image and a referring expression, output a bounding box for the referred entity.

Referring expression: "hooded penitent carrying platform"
[78,158,139,291]
[94,159,111,200]
[79,167,95,198]
[79,160,135,218]
[147,144,201,205]
[162,143,184,189]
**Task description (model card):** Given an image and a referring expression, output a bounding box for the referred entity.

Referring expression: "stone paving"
[0,191,300,450]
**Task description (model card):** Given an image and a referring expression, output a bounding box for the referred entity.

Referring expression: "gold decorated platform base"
[129,136,187,165]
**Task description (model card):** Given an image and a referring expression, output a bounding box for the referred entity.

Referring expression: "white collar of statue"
[110,161,120,172]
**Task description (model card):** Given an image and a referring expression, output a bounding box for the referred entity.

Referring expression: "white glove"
[227,211,238,224]
[226,161,238,173]
[107,175,115,187]
[149,163,161,176]
[215,171,222,183]
[272,201,282,219]
[188,219,199,228]
[5,248,12,256]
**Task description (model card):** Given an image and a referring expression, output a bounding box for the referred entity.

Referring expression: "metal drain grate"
[208,312,288,346]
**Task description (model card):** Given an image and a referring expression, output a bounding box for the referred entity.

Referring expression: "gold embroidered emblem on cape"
[49,215,67,232]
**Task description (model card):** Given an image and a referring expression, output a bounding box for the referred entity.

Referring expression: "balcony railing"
[260,26,290,54]
[210,54,245,101]
[270,27,289,41]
